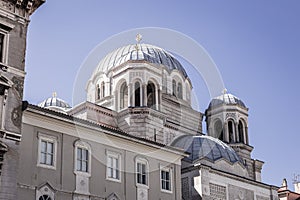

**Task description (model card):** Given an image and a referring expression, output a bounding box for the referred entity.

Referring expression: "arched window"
[177,82,182,99]
[120,82,128,110]
[172,80,176,96]
[228,120,234,143]
[214,120,224,141]
[134,82,141,107]
[238,120,245,143]
[147,82,156,109]
[101,81,105,98]
[39,195,52,200]
[97,84,100,100]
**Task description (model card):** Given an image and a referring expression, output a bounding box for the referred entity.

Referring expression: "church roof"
[92,43,188,77]
[208,92,246,109]
[170,135,243,164]
[38,93,71,112]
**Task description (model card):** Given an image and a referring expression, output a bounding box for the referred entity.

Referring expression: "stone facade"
[18,104,185,200]
[0,1,44,199]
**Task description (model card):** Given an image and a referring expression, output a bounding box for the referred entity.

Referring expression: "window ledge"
[161,189,173,194]
[37,163,56,170]
[136,183,149,189]
[74,171,91,177]
[106,177,121,183]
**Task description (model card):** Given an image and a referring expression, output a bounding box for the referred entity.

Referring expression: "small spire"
[135,33,142,51]
[222,88,227,95]
[52,92,57,98]
[136,33,142,43]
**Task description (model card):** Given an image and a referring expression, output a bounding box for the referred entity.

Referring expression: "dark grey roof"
[93,43,188,77]
[208,93,246,108]
[170,135,242,164]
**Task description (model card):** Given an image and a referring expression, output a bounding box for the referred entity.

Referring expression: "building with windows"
[16,42,279,200]
[0,0,44,199]
[0,1,282,199]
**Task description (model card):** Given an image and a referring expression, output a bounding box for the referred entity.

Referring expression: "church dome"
[170,135,242,164]
[208,92,246,109]
[38,93,71,112]
[93,43,188,77]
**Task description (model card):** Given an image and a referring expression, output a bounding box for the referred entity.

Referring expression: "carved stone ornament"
[226,112,236,120]
[0,0,14,12]
[12,76,24,100]
[12,105,22,127]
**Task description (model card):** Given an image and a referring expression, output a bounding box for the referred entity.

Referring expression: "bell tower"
[0,0,44,198]
[205,90,264,181]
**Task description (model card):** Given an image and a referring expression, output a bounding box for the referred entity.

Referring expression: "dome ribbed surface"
[38,96,71,110]
[171,135,242,164]
[93,43,187,77]
[208,93,246,108]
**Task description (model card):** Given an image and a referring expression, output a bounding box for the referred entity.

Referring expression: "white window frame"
[74,140,91,177]
[160,166,173,193]
[106,150,121,182]
[37,133,57,170]
[135,157,149,188]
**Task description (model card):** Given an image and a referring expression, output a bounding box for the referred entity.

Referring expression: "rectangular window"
[37,134,57,169]
[40,140,54,166]
[76,147,88,172]
[137,162,147,185]
[107,155,120,180]
[161,170,171,191]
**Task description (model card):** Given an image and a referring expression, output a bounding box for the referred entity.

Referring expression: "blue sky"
[25,1,300,188]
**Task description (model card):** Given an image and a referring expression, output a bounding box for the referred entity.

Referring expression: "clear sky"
[24,0,300,189]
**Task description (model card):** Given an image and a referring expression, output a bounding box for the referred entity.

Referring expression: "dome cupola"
[38,92,71,113]
[208,91,246,109]
[92,43,188,78]
[171,135,242,164]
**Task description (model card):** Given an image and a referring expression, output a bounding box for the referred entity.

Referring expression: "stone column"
[114,90,117,110]
[224,121,229,142]
[245,126,249,145]
[143,84,147,107]
[157,89,161,111]
[235,123,239,142]
[128,83,132,107]
[155,88,159,110]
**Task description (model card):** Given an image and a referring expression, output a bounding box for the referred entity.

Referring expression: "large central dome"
[94,43,188,77]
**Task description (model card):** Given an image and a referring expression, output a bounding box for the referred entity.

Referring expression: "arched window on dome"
[147,82,156,109]
[172,80,176,96]
[101,81,105,98]
[214,120,224,141]
[120,82,128,110]
[134,82,141,107]
[228,120,235,143]
[177,82,183,99]
[238,120,245,144]
[96,84,100,100]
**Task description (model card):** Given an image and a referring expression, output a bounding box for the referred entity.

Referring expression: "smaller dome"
[38,92,71,112]
[208,93,246,108]
[171,135,242,164]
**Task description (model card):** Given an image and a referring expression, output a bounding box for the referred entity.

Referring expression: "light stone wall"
[18,107,184,200]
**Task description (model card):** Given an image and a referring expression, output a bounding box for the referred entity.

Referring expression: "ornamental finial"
[52,92,57,98]
[135,33,142,51]
[136,33,142,43]
[222,88,227,95]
